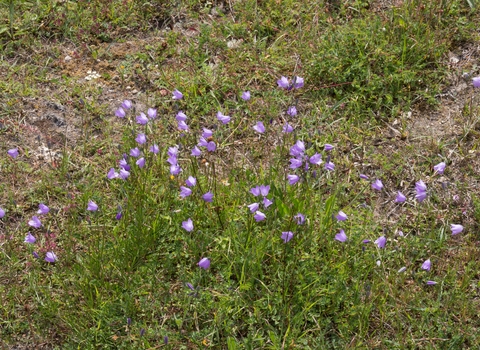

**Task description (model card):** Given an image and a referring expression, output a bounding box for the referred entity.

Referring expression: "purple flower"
[147,108,157,119]
[374,236,386,248]
[116,210,122,220]
[198,257,210,269]
[254,211,266,222]
[277,76,290,89]
[362,239,371,244]
[176,111,187,121]
[182,218,194,232]
[119,168,130,180]
[426,281,437,285]
[115,107,126,118]
[434,162,446,174]
[45,251,57,263]
[259,185,270,197]
[293,76,304,89]
[395,191,406,203]
[191,146,202,157]
[150,144,159,154]
[37,203,50,215]
[281,231,294,243]
[172,89,183,100]
[107,168,118,179]
[294,213,305,225]
[0,207,5,218]
[140,329,145,337]
[198,137,208,147]
[451,224,463,235]
[372,179,383,191]
[119,158,131,171]
[335,229,347,242]
[130,147,141,157]
[136,157,145,168]
[136,112,148,125]
[415,180,427,202]
[287,106,297,117]
[287,174,300,185]
[180,186,192,198]
[32,251,39,259]
[309,153,322,165]
[398,267,407,273]
[282,123,294,133]
[122,100,132,109]
[185,176,197,187]
[250,186,261,196]
[324,144,334,151]
[127,317,131,325]
[135,133,146,145]
[28,216,42,228]
[335,211,348,221]
[360,174,369,180]
[206,141,216,152]
[253,121,265,133]
[87,200,98,211]
[164,336,169,345]
[241,91,251,101]
[263,197,273,208]
[170,164,181,176]
[289,158,303,169]
[186,282,195,291]
[25,232,36,244]
[202,191,213,202]
[324,161,335,171]
[248,203,260,213]
[473,76,480,88]
[421,259,431,271]
[177,120,189,131]
[290,141,305,157]
[7,148,18,158]
[201,129,212,139]
[217,111,231,124]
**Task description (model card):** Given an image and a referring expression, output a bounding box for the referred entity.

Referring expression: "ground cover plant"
[1,0,480,348]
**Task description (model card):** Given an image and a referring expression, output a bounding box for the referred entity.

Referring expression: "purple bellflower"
[136,157,145,168]
[0,207,5,218]
[336,211,348,221]
[180,186,192,198]
[287,174,300,185]
[150,144,159,154]
[372,179,383,191]
[294,213,305,225]
[115,107,126,118]
[254,211,266,222]
[7,148,19,158]
[25,232,36,244]
[182,218,194,232]
[281,231,294,243]
[185,176,197,187]
[135,133,146,145]
[172,89,183,99]
[253,121,265,133]
[136,113,148,125]
[241,91,251,101]
[473,76,480,88]
[176,111,187,121]
[45,251,57,263]
[287,106,297,117]
[121,100,132,109]
[395,191,406,203]
[147,108,157,119]
[335,229,347,242]
[198,257,210,269]
[282,123,294,133]
[217,112,231,124]
[374,236,386,248]
[202,191,214,202]
[451,224,463,235]
[37,203,50,215]
[28,216,42,228]
[421,259,431,271]
[87,200,98,211]
[434,162,446,174]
